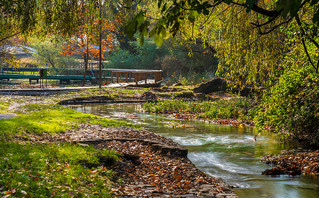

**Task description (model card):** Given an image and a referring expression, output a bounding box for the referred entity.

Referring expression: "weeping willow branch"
[295,14,319,73]
[0,32,21,43]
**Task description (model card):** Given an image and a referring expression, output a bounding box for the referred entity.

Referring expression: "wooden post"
[144,73,147,84]
[135,73,138,84]
[155,71,163,83]
[111,71,113,83]
[116,72,119,83]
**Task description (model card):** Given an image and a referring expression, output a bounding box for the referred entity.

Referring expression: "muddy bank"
[14,124,237,197]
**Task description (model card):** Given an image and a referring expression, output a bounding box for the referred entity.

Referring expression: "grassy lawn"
[0,142,118,197]
[0,96,134,197]
[0,104,133,135]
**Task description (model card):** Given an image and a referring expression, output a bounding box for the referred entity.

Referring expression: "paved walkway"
[0,113,17,119]
[0,83,132,96]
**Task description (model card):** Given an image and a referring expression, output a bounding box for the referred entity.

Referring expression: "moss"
[172,91,195,99]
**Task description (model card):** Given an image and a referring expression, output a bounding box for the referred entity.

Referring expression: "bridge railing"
[0,67,163,84]
[45,68,96,77]
[0,67,39,75]
[0,67,96,77]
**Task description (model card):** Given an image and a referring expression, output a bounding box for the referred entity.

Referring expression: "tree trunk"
[82,54,88,86]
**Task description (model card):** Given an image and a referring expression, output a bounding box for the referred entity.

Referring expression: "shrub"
[161,55,188,75]
[255,66,319,146]
[164,72,215,86]
[107,40,167,70]
[107,49,141,69]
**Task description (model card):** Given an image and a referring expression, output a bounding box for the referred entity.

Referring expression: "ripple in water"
[169,134,258,147]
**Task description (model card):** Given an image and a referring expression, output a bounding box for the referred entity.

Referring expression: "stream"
[70,103,319,198]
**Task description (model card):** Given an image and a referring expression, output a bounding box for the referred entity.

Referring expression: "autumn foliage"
[61,19,118,61]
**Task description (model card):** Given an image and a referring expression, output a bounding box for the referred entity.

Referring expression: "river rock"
[193,78,227,94]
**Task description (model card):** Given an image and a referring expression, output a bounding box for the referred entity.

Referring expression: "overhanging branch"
[231,1,281,18]
[0,32,21,43]
[295,14,318,72]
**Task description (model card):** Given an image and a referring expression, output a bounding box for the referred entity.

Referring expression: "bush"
[164,72,215,86]
[255,66,319,146]
[161,55,188,75]
[107,40,167,70]
[107,49,141,69]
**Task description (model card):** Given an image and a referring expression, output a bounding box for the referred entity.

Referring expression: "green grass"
[0,104,133,136]
[0,98,134,197]
[143,98,258,121]
[0,104,8,113]
[0,97,10,113]
[172,91,195,99]
[0,142,118,197]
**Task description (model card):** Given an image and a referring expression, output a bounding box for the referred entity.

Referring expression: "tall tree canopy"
[125,0,319,87]
[0,0,86,42]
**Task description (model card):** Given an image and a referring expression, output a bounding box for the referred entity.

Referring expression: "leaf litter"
[13,123,237,197]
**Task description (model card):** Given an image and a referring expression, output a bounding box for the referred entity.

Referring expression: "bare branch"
[295,14,317,72]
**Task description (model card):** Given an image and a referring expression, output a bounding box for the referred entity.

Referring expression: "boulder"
[194,78,260,96]
[141,91,157,101]
[193,78,227,94]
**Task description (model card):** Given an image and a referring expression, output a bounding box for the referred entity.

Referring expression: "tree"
[124,0,319,87]
[0,0,89,43]
[61,19,117,67]
[31,38,78,70]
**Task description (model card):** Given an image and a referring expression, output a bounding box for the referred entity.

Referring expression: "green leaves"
[188,10,199,23]
[124,11,152,45]
[124,11,146,39]
[124,0,215,46]
[256,66,319,144]
[138,20,150,45]
[244,0,258,12]
[276,0,302,18]
[154,34,164,46]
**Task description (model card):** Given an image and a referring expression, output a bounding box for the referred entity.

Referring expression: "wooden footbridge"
[0,67,163,85]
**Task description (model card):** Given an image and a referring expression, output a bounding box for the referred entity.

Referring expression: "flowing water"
[71,103,319,198]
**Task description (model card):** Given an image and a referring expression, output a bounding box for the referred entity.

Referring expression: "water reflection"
[70,103,319,198]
